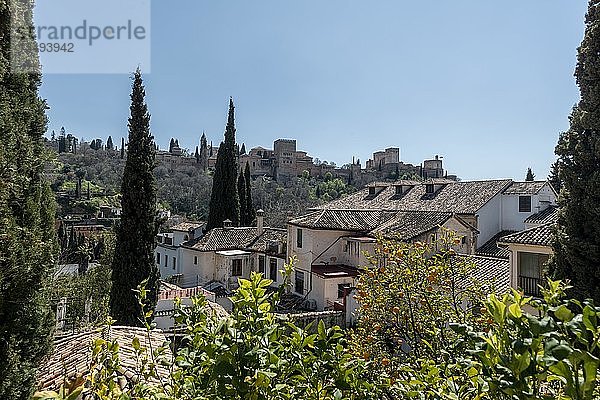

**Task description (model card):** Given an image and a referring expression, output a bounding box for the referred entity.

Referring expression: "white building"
[158,211,288,295]
[155,221,205,279]
[287,179,557,316]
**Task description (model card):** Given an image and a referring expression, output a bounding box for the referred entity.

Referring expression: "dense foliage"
[109,69,160,327]
[0,0,58,398]
[550,0,600,303]
[207,98,241,229]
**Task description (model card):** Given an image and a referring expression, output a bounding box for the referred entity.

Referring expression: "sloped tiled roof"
[524,206,558,225]
[37,326,171,391]
[184,227,286,253]
[498,223,554,247]
[289,210,398,231]
[476,230,517,259]
[171,221,205,232]
[318,179,512,214]
[502,181,547,195]
[247,228,287,255]
[369,211,454,240]
[457,255,511,294]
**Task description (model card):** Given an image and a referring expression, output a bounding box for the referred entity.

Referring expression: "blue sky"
[39,1,587,180]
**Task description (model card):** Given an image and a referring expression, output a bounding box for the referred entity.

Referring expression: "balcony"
[518,275,542,297]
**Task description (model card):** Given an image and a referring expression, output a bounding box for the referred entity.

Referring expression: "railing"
[518,275,542,297]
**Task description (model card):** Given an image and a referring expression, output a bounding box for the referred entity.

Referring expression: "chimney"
[223,219,232,229]
[256,209,264,235]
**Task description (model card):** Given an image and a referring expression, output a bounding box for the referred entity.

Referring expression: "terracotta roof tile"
[502,181,547,195]
[37,326,171,392]
[171,221,205,232]
[524,206,558,225]
[476,230,517,259]
[457,255,511,294]
[318,179,512,214]
[369,211,454,240]
[498,223,554,247]
[184,227,286,254]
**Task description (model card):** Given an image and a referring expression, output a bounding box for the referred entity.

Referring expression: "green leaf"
[554,305,574,322]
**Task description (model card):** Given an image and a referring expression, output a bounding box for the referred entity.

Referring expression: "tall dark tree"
[199,132,209,171]
[109,69,159,326]
[238,169,247,226]
[548,160,562,193]
[240,143,246,155]
[550,1,600,302]
[244,161,255,224]
[525,167,535,181]
[169,137,175,153]
[194,145,199,162]
[106,135,114,151]
[120,137,125,159]
[207,98,240,229]
[0,1,58,397]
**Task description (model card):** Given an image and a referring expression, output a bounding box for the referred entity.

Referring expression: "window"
[296,228,303,249]
[395,186,402,195]
[270,258,278,281]
[232,259,243,276]
[156,252,160,264]
[368,187,376,195]
[164,255,168,267]
[258,256,265,274]
[194,256,198,265]
[172,257,176,270]
[338,283,351,299]
[295,271,304,294]
[518,252,549,296]
[425,184,434,194]
[519,196,532,212]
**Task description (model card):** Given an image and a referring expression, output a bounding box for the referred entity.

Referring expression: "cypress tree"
[245,161,254,224]
[120,137,125,159]
[107,135,114,151]
[525,167,535,181]
[240,143,246,155]
[549,0,600,302]
[0,0,57,397]
[109,69,159,326]
[199,132,209,171]
[169,137,175,153]
[207,98,240,229]
[548,160,562,193]
[238,169,247,226]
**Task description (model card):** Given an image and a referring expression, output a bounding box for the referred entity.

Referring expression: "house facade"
[158,212,288,294]
[287,179,557,314]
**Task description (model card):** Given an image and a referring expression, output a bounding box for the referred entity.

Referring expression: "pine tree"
[121,137,125,159]
[207,98,240,229]
[169,137,175,153]
[0,1,57,396]
[240,143,246,155]
[109,69,159,326]
[107,135,114,151]
[194,145,199,162]
[245,161,255,224]
[525,167,535,181]
[238,169,247,226]
[199,132,209,171]
[549,1,600,302]
[548,160,562,193]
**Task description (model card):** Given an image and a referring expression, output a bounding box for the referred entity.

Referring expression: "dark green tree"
[550,0,600,302]
[240,142,246,155]
[120,137,125,159]
[238,168,247,226]
[169,137,175,153]
[207,98,240,229]
[0,0,58,397]
[245,161,255,224]
[109,69,160,326]
[199,132,209,171]
[106,135,114,151]
[525,167,535,181]
[548,160,562,193]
